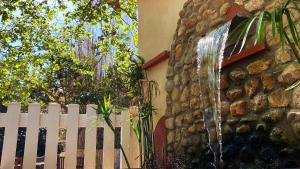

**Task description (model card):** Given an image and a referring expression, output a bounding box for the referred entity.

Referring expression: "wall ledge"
[143,50,170,70]
[222,43,266,68]
[225,4,251,21]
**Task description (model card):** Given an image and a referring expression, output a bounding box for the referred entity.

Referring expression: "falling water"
[196,21,231,169]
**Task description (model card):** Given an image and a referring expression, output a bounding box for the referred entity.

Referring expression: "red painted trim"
[225,4,251,21]
[143,50,170,70]
[222,43,266,68]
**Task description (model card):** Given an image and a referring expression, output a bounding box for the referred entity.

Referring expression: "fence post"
[0,103,21,169]
[23,103,41,169]
[102,112,116,169]
[65,104,80,169]
[84,104,97,169]
[44,103,60,169]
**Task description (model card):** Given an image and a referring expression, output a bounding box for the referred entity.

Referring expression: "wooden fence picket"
[65,104,80,169]
[44,103,60,169]
[121,110,130,169]
[0,103,140,169]
[0,103,21,169]
[84,104,98,169]
[103,112,116,169]
[23,103,40,169]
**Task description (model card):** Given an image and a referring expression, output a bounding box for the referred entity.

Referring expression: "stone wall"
[165,0,300,167]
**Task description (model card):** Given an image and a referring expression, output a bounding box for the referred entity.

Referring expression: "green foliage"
[0,0,138,107]
[95,95,131,169]
[129,80,159,169]
[230,0,300,90]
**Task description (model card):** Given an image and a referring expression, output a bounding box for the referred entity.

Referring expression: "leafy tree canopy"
[0,0,141,107]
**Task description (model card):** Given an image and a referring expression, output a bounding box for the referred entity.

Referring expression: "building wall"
[138,0,186,126]
[163,0,300,168]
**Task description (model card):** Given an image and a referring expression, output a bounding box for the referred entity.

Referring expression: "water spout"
[196,21,232,169]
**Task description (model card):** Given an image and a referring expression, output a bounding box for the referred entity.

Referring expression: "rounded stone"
[226,87,243,101]
[175,115,184,127]
[166,66,174,77]
[220,74,229,90]
[229,68,247,82]
[175,44,183,61]
[196,21,208,34]
[171,88,180,101]
[245,0,265,12]
[268,88,289,108]
[292,86,300,109]
[188,124,197,134]
[292,122,300,139]
[165,117,175,130]
[236,124,251,134]
[270,127,289,144]
[196,122,205,133]
[180,87,190,102]
[178,25,186,37]
[278,63,300,85]
[165,80,174,93]
[226,116,240,124]
[235,0,247,5]
[275,47,292,64]
[287,109,300,122]
[221,101,230,116]
[230,100,247,116]
[190,98,200,109]
[220,2,230,16]
[193,110,203,119]
[174,74,180,86]
[184,113,194,124]
[261,73,276,91]
[240,114,259,123]
[181,102,190,111]
[172,103,181,114]
[181,71,190,85]
[247,58,272,75]
[250,93,268,113]
[256,122,267,131]
[245,78,260,97]
[190,68,199,82]
[222,124,233,135]
[167,131,175,144]
[262,109,284,123]
[191,83,200,97]
[181,137,189,147]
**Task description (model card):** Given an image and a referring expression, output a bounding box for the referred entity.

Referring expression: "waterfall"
[196,21,231,169]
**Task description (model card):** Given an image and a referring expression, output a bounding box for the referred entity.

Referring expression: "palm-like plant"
[95,96,131,169]
[230,0,300,90]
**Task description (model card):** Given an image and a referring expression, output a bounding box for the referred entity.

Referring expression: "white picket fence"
[0,103,140,169]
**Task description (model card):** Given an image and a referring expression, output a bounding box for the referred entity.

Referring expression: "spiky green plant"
[129,80,159,169]
[230,0,300,90]
[95,96,131,169]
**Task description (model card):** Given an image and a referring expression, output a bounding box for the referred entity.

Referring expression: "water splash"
[196,21,231,169]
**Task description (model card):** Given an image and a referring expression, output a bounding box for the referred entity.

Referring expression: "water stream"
[196,21,232,169]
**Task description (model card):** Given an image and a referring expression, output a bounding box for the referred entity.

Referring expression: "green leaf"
[276,7,285,49]
[286,80,300,90]
[271,10,276,39]
[239,16,257,53]
[255,12,266,45]
[284,9,300,47]
[229,18,251,56]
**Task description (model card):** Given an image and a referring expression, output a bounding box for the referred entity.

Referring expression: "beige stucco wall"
[138,0,186,127]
